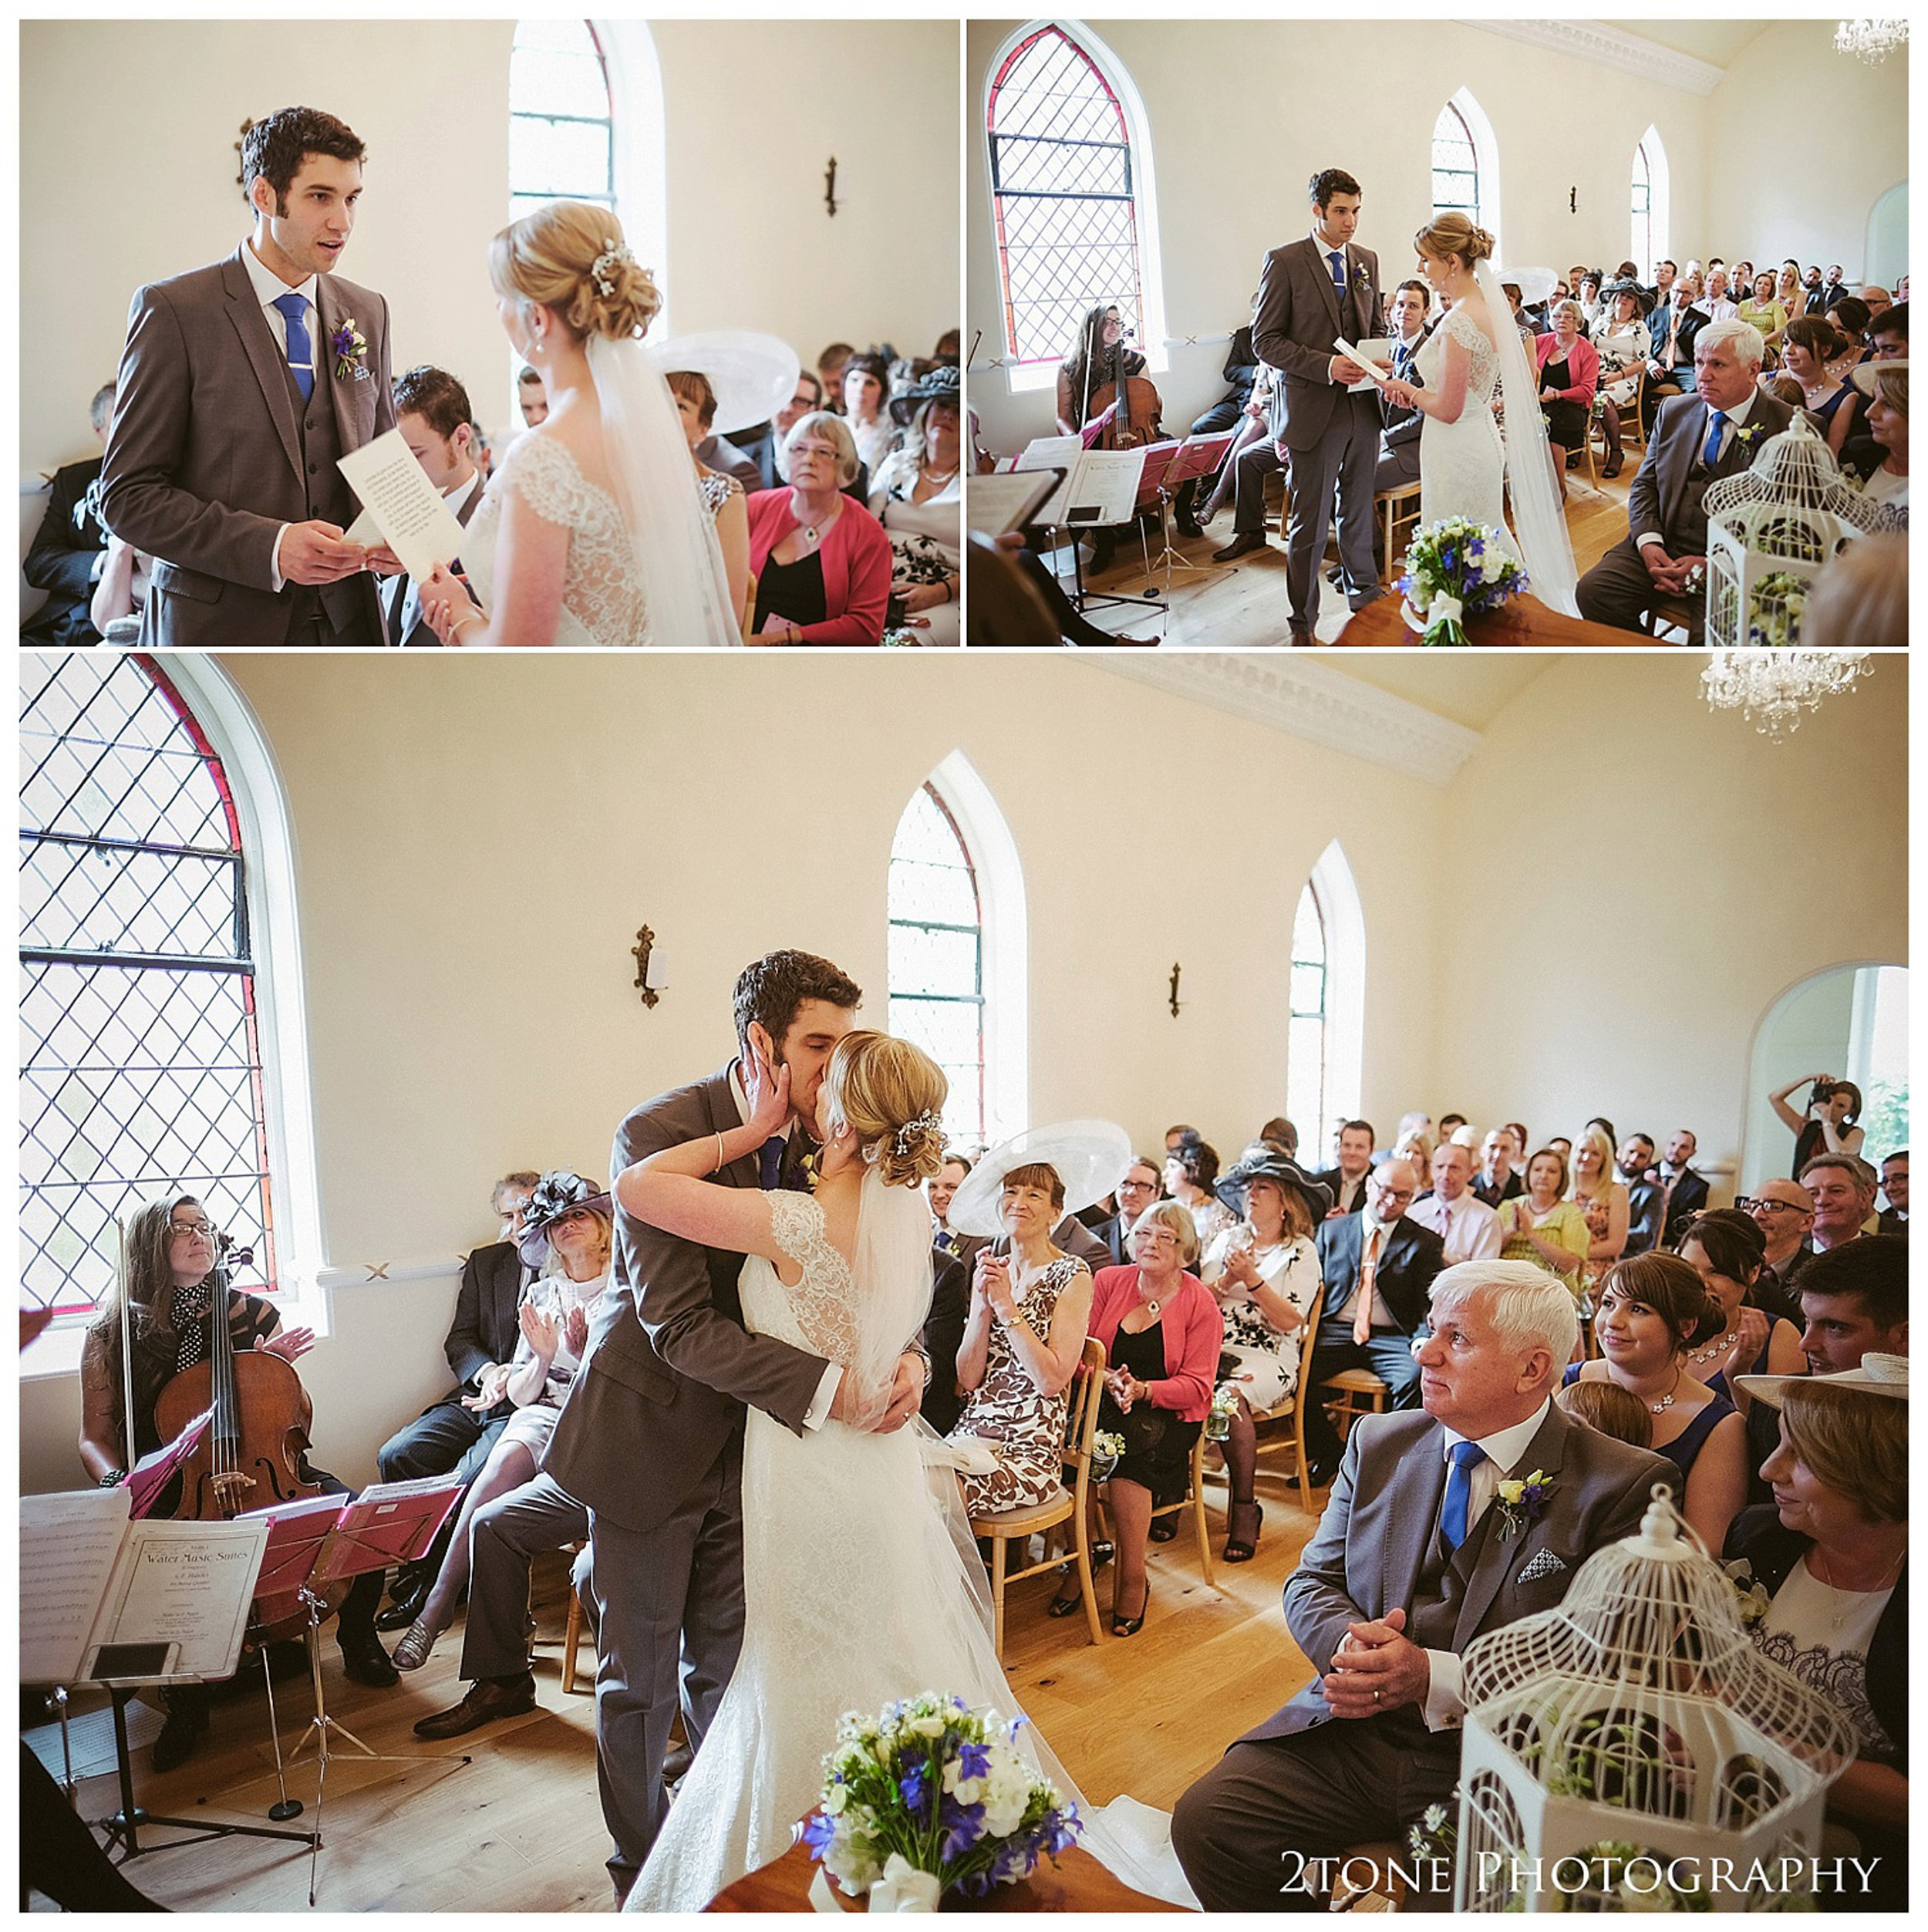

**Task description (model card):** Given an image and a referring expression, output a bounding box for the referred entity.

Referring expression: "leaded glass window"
[888,784,985,1144]
[987,24,1145,369]
[1286,882,1328,1159]
[1431,101,1480,226]
[511,18,614,225]
[20,656,276,1322]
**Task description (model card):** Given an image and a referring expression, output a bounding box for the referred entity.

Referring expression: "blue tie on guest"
[1441,1440,1487,1553]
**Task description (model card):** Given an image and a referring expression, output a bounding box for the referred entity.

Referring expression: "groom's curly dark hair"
[733,952,862,1053]
[1309,167,1362,211]
[241,107,366,215]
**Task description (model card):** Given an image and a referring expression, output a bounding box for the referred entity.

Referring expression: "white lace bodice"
[1418,305,1504,413]
[463,433,650,646]
[750,1192,856,1369]
[1414,303,1511,544]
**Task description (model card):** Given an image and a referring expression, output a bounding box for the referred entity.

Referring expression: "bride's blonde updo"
[821,1031,949,1189]
[1413,211,1495,271]
[489,200,661,343]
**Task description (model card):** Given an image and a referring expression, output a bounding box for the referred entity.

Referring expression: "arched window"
[1633,126,1670,279]
[986,22,1161,383]
[1431,100,1481,227]
[1286,884,1329,1153]
[20,656,279,1326]
[1294,841,1365,1152]
[511,19,615,225]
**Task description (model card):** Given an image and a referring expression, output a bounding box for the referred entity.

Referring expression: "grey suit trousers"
[1284,400,1381,631]
[460,1472,589,1681]
[1229,439,1286,536]
[587,1435,745,1893]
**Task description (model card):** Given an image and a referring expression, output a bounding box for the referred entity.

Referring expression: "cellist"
[1053,304,1154,575]
[77,1193,397,1772]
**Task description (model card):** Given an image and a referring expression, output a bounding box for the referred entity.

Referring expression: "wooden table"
[1335,592,1650,646]
[708,1829,1182,1913]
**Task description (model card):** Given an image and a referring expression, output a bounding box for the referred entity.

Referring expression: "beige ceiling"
[1599,19,1771,67]
[1316,656,1556,733]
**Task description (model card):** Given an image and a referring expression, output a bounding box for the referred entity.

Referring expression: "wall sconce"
[632,926,666,1008]
[1168,963,1182,1019]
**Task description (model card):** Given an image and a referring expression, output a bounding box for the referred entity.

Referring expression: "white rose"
[907,1714,945,1739]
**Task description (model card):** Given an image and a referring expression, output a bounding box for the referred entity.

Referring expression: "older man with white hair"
[1577,317,1802,637]
[1173,1262,1672,1911]
[1411,1140,1505,1265]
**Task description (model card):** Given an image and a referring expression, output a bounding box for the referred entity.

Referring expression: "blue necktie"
[273,292,315,403]
[1328,250,1347,296]
[1394,339,1413,383]
[1701,408,1727,468]
[757,1135,786,1192]
[1441,1441,1486,1553]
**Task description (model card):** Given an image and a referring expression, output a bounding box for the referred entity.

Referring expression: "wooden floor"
[35,1460,1325,1912]
[1062,452,1639,648]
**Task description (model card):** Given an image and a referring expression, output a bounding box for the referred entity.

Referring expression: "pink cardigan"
[745,489,892,646]
[1533,332,1600,405]
[1087,1266,1223,1423]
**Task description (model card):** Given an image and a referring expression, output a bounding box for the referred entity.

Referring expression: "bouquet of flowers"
[803,1694,1082,1904]
[1396,517,1529,645]
[1091,1430,1126,1479]
[1746,569,1809,646]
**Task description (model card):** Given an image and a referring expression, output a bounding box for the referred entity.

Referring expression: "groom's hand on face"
[282,520,369,585]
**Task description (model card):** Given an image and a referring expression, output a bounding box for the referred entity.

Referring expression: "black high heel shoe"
[1111,1577,1150,1638]
[1048,1541,1112,1616]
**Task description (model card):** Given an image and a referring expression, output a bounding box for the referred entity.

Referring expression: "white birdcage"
[1700,413,1886,646]
[1454,1487,1856,1913]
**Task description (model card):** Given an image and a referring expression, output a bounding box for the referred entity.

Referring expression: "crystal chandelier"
[1702,649,1871,739]
[1834,17,1908,62]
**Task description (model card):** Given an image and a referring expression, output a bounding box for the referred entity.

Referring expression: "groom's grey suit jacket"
[101,244,394,647]
[1254,237,1383,453]
[544,1064,830,1535]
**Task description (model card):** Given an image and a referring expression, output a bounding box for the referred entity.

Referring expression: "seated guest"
[815,342,854,413]
[393,1173,612,1671]
[1474,1124,1525,1207]
[1577,319,1798,636]
[1208,363,1285,562]
[1497,1146,1590,1297]
[517,364,548,427]
[1198,1148,1330,1563]
[945,1152,1095,1517]
[375,1170,535,1629]
[1408,1138,1504,1265]
[1575,271,1605,333]
[1501,280,1534,342]
[1642,281,1706,423]
[755,366,824,491]
[1776,261,1808,322]
[22,381,117,646]
[1647,258,1678,309]
[1535,301,1600,475]
[869,366,962,646]
[1175,310,1261,535]
[1367,282,1431,566]
[1316,1118,1377,1217]
[1165,1134,1235,1252]
[1172,1261,1670,1911]
[1299,1157,1446,1482]
[666,369,752,628]
[1842,361,1907,514]
[1618,1132,1667,1254]
[1727,1360,1908,1912]
[1780,317,1862,460]
[77,1194,398,1769]
[1563,1252,1748,1554]
[1657,1127,1711,1245]
[1798,1234,1909,1374]
[1749,1176,1818,1298]
[1051,1202,1219,1635]
[1738,269,1790,353]
[1694,265,1740,325]
[1771,1071,1866,1175]
[1092,1155,1162,1266]
[1859,283,1894,327]
[1878,1149,1907,1233]
[1571,1127,1630,1292]
[1822,298,1873,378]
[88,532,153,642]
[928,1150,972,1259]
[919,1247,971,1438]
[1802,529,1907,642]
[1805,1152,1880,1253]
[1591,282,1651,475]
[840,351,897,476]
[745,413,892,646]
[1869,300,1907,362]
[386,365,491,649]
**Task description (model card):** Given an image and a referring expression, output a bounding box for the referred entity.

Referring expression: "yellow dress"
[1497,1196,1590,1299]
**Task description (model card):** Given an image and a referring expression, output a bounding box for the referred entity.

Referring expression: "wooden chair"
[1647,594,1697,641]
[969,1335,1107,1662]
[1374,481,1422,585]
[561,1540,592,1694]
[1320,1366,1390,1443]
[1132,1429,1216,1590]
[739,572,758,644]
[1249,1291,1324,1500]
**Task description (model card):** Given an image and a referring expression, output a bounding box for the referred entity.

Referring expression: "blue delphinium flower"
[899,1762,930,1814]
[801,1811,838,1853]
[939,1798,986,1863]
[957,1741,992,1782]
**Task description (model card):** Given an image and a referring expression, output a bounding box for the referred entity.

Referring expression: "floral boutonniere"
[1730,421,1768,460]
[330,316,369,382]
[1493,1468,1553,1540]
[1722,1558,1771,1630]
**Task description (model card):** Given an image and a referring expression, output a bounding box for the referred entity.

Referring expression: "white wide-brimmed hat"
[946,1120,1134,1238]
[646,331,801,437]
[1848,356,1907,399]
[1502,265,1560,307]
[1737,1350,1909,1408]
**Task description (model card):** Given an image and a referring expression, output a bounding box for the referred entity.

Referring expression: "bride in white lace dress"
[1380,212,1579,615]
[614,1033,1188,1913]
[422,201,736,647]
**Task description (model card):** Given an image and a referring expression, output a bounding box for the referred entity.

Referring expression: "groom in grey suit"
[1253,167,1385,640]
[101,106,395,647]
[1173,1262,1669,1910]
[544,950,925,1901]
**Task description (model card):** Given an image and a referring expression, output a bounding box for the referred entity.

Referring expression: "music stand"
[254,1481,467,1904]
[1143,430,1237,581]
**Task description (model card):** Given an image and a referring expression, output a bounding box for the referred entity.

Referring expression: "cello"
[1083,335,1165,450]
[150,1239,344,1643]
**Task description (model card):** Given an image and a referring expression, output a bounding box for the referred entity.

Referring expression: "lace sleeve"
[496,434,602,534]
[1443,306,1488,354]
[767,1192,857,1368]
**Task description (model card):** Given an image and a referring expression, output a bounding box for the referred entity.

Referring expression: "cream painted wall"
[19,653,1906,1495]
[20,19,957,483]
[1432,653,1906,1186]
[1703,23,1907,279]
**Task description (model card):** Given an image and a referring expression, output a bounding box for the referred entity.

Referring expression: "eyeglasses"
[1373,1185,1416,1205]
[1739,1198,1808,1216]
[170,1217,214,1238]
[1118,1179,1157,1197]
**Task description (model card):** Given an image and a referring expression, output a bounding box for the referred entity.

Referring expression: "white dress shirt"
[1420,1398,1553,1729]
[1636,387,1760,553]
[240,241,322,592]
[1408,1191,1505,1266]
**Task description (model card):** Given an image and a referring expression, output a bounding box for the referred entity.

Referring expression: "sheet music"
[19,1489,128,1684]
[1060,448,1147,526]
[92,1519,269,1681]
[965,469,1063,538]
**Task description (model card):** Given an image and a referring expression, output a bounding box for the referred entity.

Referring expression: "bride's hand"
[422,564,481,646]
[1381,378,1418,410]
[743,1040,791,1138]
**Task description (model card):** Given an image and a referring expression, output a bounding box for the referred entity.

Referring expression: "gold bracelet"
[714,1130,725,1172]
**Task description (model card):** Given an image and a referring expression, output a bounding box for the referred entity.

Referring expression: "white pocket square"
[1517,1547,1567,1584]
